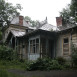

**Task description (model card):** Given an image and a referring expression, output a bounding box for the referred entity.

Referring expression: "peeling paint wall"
[56,33,71,60]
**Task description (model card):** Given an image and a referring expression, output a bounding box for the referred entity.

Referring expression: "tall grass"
[0,60,27,70]
[0,69,42,77]
[0,69,8,77]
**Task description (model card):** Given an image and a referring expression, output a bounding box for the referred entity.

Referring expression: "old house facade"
[3,16,77,60]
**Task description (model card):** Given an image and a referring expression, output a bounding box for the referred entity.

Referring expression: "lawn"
[0,69,42,77]
[0,60,28,70]
[0,60,77,77]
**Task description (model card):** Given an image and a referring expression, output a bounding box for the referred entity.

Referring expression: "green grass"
[0,69,23,77]
[0,60,43,77]
[0,69,42,77]
[0,60,27,70]
[8,72,24,77]
[8,73,42,77]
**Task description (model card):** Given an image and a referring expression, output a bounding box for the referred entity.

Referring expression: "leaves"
[0,45,14,60]
[60,0,77,25]
[25,16,39,27]
[0,0,22,26]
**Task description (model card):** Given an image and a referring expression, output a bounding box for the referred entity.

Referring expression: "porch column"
[15,37,17,50]
[10,36,13,47]
[39,36,42,58]
[54,40,56,58]
[46,39,49,56]
[28,40,30,60]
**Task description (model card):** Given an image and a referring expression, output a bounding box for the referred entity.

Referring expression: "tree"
[0,0,22,41]
[25,16,39,27]
[60,0,77,25]
[60,6,71,25]
[70,0,77,22]
[0,0,22,27]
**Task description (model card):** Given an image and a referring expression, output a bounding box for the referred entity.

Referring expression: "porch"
[28,29,56,60]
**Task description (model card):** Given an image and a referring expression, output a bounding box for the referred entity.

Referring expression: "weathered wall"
[17,39,28,59]
[72,33,77,47]
[56,33,71,60]
[3,25,27,42]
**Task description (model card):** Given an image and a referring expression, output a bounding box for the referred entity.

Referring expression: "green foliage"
[25,16,39,27]
[0,69,26,77]
[70,0,77,17]
[27,57,62,71]
[60,0,77,25]
[56,57,66,65]
[0,69,8,77]
[0,0,22,26]
[0,60,29,70]
[60,6,70,25]
[0,28,2,40]
[71,45,77,66]
[0,45,14,60]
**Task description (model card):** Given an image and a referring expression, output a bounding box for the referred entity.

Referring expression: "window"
[63,37,69,56]
[64,38,68,44]
[29,38,39,53]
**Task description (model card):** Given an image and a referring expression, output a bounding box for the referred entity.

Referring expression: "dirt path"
[8,69,77,77]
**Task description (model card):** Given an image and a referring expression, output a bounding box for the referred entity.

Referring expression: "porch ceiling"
[11,30,25,37]
[23,29,57,40]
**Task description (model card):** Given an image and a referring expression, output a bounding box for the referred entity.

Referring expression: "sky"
[6,0,71,26]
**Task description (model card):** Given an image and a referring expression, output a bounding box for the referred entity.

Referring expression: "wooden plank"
[73,42,77,45]
[72,40,77,43]
[63,48,69,51]
[72,34,77,37]
[63,43,69,56]
[72,37,77,40]
[63,53,69,55]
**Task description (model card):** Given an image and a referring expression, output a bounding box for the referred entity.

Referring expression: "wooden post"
[39,36,41,58]
[46,39,48,56]
[15,37,16,50]
[54,40,56,58]
[28,40,30,60]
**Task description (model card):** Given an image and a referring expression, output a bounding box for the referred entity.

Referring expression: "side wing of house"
[56,27,77,60]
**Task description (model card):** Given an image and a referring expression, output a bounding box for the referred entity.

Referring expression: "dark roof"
[19,29,56,39]
[58,23,77,31]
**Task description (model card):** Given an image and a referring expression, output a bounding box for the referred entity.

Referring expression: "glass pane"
[30,45,33,53]
[36,39,39,43]
[30,40,32,44]
[33,40,35,46]
[64,38,68,44]
[33,46,35,53]
[36,44,39,53]
[33,40,35,44]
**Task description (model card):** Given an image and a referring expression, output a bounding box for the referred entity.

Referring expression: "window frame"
[29,38,39,54]
[62,37,69,56]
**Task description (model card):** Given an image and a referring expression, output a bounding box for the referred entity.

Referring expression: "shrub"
[27,57,62,71]
[0,45,14,60]
[71,45,77,66]
[49,60,61,70]
[56,57,66,65]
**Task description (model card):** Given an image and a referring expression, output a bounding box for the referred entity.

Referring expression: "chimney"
[19,16,23,26]
[56,17,62,27]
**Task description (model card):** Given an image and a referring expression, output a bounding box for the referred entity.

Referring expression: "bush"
[27,57,62,71]
[56,57,66,65]
[0,45,14,60]
[49,60,62,70]
[71,45,77,66]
